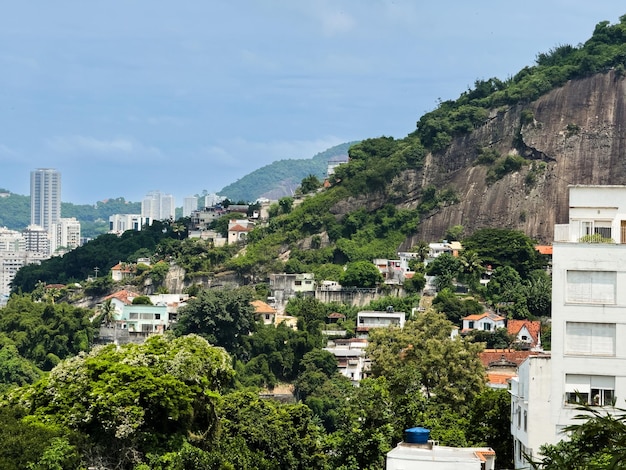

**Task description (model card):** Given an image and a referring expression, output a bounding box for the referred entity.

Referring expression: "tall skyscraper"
[183,196,198,218]
[30,168,61,230]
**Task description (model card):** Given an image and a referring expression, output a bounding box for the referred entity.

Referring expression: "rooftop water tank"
[404,427,430,444]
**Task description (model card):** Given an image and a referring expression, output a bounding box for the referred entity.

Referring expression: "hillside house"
[111,262,133,282]
[252,299,277,325]
[507,319,541,350]
[461,312,505,333]
[324,338,369,383]
[356,310,405,338]
[269,273,316,305]
[227,219,254,244]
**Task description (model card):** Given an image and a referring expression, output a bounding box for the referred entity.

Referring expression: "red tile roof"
[479,349,534,368]
[229,224,252,232]
[251,300,276,315]
[104,289,135,305]
[507,320,541,343]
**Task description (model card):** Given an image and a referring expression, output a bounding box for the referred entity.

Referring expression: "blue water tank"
[405,427,430,444]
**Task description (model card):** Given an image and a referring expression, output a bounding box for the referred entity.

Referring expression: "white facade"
[518,185,626,465]
[387,442,495,470]
[22,225,50,255]
[183,196,198,218]
[510,354,552,468]
[141,191,175,223]
[0,227,25,252]
[30,168,61,230]
[50,217,81,254]
[324,338,369,383]
[109,214,143,234]
[356,310,405,338]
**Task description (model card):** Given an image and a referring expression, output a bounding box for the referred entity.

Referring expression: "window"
[155,314,161,320]
[565,374,615,406]
[517,406,521,428]
[469,321,475,328]
[129,312,138,320]
[484,323,492,331]
[566,271,616,304]
[140,312,153,320]
[523,410,527,431]
[565,322,615,356]
[580,220,612,239]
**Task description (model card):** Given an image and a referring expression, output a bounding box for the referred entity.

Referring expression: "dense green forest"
[0,191,141,239]
[218,142,356,202]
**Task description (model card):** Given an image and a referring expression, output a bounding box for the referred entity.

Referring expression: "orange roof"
[104,289,135,305]
[462,312,505,322]
[229,224,252,232]
[251,300,276,315]
[486,371,516,385]
[507,319,541,343]
[535,245,553,255]
[479,349,534,368]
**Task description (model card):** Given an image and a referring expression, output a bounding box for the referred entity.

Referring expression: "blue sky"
[1,1,625,205]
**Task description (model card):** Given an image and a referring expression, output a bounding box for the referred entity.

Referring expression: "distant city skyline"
[2,3,626,204]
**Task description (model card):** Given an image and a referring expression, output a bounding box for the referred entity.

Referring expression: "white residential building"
[387,428,495,470]
[183,196,198,218]
[324,338,369,384]
[22,225,50,255]
[510,354,552,468]
[356,310,405,338]
[141,191,175,223]
[514,185,626,467]
[50,217,81,254]
[109,214,143,234]
[30,168,61,231]
[0,227,25,252]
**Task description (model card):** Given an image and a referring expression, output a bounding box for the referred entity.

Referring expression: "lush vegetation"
[218,142,356,202]
[413,15,626,153]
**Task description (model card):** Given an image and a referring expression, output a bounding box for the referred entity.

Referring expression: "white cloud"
[46,135,163,161]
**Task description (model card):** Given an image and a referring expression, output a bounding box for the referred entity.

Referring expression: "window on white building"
[580,220,612,240]
[565,322,615,356]
[566,271,616,304]
[565,374,615,406]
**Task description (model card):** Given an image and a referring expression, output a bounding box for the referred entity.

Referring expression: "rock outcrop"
[397,70,626,245]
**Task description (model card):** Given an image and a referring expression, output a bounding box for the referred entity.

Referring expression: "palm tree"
[99,299,116,327]
[458,250,484,290]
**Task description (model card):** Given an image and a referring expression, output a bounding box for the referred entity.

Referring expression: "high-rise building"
[30,168,61,231]
[141,191,175,224]
[511,184,626,468]
[183,196,198,218]
[50,218,81,254]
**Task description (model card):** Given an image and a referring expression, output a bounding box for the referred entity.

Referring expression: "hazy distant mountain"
[218,142,357,202]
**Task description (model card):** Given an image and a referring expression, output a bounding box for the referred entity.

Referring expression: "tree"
[426,252,461,291]
[462,228,545,278]
[458,250,485,290]
[367,311,486,415]
[486,266,531,319]
[432,288,483,325]
[410,241,430,262]
[174,287,257,359]
[341,261,383,288]
[531,404,626,469]
[4,334,234,469]
[216,391,327,469]
[298,174,322,194]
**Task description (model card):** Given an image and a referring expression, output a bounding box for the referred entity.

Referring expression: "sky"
[1,1,625,205]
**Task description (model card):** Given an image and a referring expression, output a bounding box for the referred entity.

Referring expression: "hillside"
[218,142,356,202]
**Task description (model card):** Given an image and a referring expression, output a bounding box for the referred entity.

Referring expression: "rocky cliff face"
[395,70,626,246]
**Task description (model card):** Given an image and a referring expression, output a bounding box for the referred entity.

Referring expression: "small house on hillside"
[507,319,541,350]
[461,312,505,333]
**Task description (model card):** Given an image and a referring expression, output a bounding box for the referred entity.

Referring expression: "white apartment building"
[30,168,61,231]
[22,225,49,255]
[141,191,175,224]
[109,214,143,234]
[356,310,405,338]
[50,217,81,254]
[183,196,198,218]
[510,354,552,468]
[512,185,626,468]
